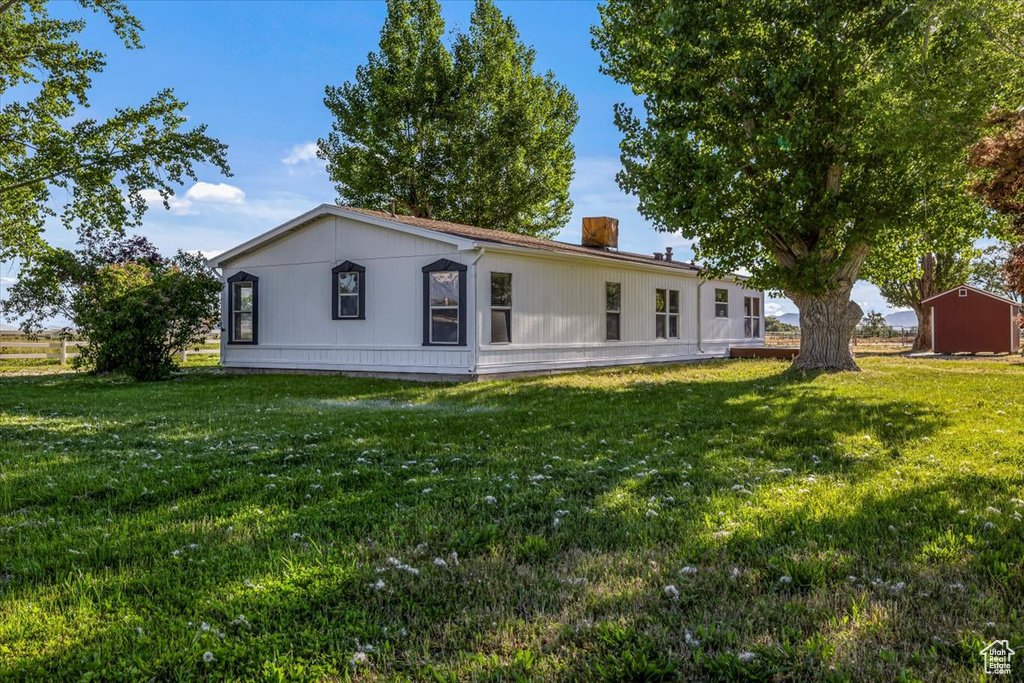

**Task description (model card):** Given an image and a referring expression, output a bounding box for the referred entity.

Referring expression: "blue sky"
[3,0,906,319]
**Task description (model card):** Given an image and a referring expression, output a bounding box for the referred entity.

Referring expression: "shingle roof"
[340,206,702,273]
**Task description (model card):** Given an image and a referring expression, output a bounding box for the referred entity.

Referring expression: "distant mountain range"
[767,310,919,328]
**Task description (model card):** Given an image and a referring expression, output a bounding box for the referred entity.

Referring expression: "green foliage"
[1,238,220,380]
[764,317,798,333]
[319,0,578,237]
[858,311,890,337]
[592,0,1018,295]
[1,357,1023,679]
[0,0,230,261]
[591,624,679,682]
[971,241,1024,303]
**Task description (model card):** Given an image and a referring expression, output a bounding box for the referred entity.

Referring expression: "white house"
[207,205,765,379]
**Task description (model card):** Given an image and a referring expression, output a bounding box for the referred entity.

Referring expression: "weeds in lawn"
[0,357,1021,680]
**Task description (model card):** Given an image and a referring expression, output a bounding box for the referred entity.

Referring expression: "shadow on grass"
[4,360,1010,681]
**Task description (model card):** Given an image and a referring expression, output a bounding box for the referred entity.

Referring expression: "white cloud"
[282,142,321,166]
[185,182,246,205]
[140,182,246,216]
[764,301,785,316]
[140,188,195,215]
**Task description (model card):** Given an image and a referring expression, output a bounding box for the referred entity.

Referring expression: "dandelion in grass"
[484,495,497,504]
[664,585,679,599]
[371,579,386,591]
[433,557,448,569]
[202,652,214,663]
[738,652,756,663]
[778,575,793,585]
[349,651,368,667]
[680,566,697,576]
[646,509,659,518]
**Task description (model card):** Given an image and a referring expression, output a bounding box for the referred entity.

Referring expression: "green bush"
[2,237,220,381]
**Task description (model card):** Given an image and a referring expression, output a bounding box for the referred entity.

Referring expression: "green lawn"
[1,358,1021,681]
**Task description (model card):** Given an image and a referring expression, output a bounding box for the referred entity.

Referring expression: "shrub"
[2,237,220,380]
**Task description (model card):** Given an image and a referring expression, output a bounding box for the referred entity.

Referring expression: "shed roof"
[210,204,710,276]
[921,283,1021,307]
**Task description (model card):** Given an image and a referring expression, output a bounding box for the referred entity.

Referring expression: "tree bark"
[911,304,931,352]
[790,288,862,371]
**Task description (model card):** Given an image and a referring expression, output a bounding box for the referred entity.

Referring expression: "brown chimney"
[665,247,673,262]
[582,217,619,249]
[653,252,663,261]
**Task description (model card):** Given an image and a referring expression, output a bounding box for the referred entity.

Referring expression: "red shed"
[922,284,1021,354]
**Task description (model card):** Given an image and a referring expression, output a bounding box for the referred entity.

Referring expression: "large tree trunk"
[910,252,936,352]
[911,304,931,352]
[790,288,863,371]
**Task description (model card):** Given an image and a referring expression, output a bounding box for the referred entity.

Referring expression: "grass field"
[1,357,1022,681]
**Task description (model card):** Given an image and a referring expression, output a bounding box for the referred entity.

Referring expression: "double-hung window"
[606,282,621,341]
[227,272,258,344]
[715,288,729,318]
[331,261,365,320]
[490,272,512,344]
[744,296,761,338]
[422,259,467,346]
[656,289,680,339]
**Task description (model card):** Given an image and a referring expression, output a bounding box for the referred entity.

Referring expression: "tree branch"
[0,154,128,195]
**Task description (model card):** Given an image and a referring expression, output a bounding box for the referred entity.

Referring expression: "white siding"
[474,250,764,374]
[219,215,475,374]
[215,212,765,378]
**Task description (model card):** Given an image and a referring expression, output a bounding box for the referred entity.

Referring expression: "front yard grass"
[1,357,1021,681]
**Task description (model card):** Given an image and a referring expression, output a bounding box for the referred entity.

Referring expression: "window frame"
[714,288,730,318]
[606,281,621,341]
[489,272,512,345]
[743,296,762,338]
[331,261,366,320]
[422,258,467,347]
[655,288,668,339]
[227,271,258,345]
[668,289,680,339]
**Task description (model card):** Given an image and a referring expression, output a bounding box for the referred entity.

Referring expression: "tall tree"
[319,0,578,238]
[862,188,995,351]
[593,0,1019,370]
[971,241,1024,302]
[0,0,230,262]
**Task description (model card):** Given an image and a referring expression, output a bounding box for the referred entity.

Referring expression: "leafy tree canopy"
[0,0,230,262]
[593,0,1022,369]
[319,0,578,238]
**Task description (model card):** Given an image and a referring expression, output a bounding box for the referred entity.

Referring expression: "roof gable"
[208,205,476,268]
[921,284,1020,307]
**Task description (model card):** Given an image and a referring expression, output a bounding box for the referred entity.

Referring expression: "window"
[490,272,512,344]
[422,259,467,346]
[744,296,761,338]
[655,289,667,339]
[655,289,680,339]
[331,261,365,320]
[959,288,967,297]
[715,288,729,318]
[669,289,680,338]
[227,271,258,344]
[606,282,621,341]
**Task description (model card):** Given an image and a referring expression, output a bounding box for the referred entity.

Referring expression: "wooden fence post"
[59,339,67,366]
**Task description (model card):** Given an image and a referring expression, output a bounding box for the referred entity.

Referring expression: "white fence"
[0,337,220,365]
